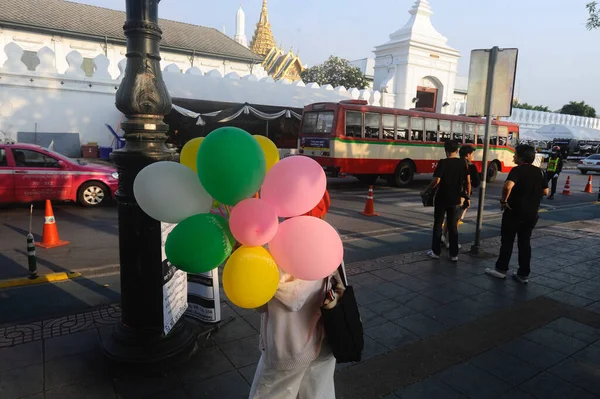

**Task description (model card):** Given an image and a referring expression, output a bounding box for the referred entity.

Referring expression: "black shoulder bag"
[421,159,442,207]
[321,262,364,363]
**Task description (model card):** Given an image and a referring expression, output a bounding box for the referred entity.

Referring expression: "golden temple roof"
[250,0,276,57]
[250,1,305,81]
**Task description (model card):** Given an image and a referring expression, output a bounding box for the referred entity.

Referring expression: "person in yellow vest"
[546,146,563,200]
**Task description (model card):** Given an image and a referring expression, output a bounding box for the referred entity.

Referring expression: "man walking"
[486,144,549,283]
[546,146,563,200]
[421,140,471,262]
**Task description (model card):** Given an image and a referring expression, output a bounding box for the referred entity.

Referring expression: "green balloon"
[165,214,235,274]
[197,127,266,205]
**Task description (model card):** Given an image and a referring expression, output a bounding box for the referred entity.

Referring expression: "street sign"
[161,222,188,336]
[466,48,518,117]
[186,271,221,324]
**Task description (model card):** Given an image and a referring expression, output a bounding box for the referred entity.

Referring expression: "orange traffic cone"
[584,176,593,193]
[360,186,379,217]
[562,176,571,195]
[36,200,69,249]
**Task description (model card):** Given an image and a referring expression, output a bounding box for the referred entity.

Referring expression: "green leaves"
[560,101,597,118]
[300,56,370,89]
[587,2,599,30]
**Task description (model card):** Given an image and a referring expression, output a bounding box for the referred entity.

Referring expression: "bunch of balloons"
[133,127,343,309]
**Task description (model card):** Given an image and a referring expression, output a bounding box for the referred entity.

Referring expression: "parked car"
[0,143,118,207]
[577,154,600,175]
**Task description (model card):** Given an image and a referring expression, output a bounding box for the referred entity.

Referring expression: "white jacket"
[258,274,326,371]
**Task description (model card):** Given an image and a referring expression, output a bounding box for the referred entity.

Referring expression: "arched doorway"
[415,77,443,113]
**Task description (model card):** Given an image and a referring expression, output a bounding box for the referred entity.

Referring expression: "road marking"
[0,272,81,289]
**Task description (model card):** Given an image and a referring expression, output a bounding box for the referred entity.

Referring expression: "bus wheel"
[356,174,379,185]
[392,161,414,187]
[486,162,499,183]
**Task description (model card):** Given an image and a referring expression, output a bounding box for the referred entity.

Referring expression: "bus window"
[498,126,508,146]
[477,125,486,144]
[425,118,438,142]
[465,123,475,144]
[365,113,381,139]
[452,121,464,142]
[490,125,498,145]
[301,111,334,134]
[345,111,362,138]
[397,116,409,140]
[382,114,395,139]
[439,120,451,142]
[508,131,519,147]
[411,117,424,141]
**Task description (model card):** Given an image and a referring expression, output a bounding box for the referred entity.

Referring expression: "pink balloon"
[229,198,279,247]
[261,156,327,218]
[268,216,343,281]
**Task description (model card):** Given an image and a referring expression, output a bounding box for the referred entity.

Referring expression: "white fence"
[0,43,385,147]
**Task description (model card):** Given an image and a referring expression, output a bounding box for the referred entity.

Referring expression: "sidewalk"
[1,220,600,398]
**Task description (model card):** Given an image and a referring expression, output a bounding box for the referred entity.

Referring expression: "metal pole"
[471,46,499,256]
[27,205,37,279]
[103,0,196,368]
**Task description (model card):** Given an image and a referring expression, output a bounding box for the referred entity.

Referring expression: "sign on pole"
[466,48,518,117]
[466,47,519,256]
[161,222,188,336]
[186,271,221,324]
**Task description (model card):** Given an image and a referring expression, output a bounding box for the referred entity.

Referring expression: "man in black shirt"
[421,140,471,262]
[486,144,549,283]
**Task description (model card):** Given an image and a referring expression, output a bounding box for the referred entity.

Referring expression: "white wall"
[0,28,265,80]
[0,43,385,149]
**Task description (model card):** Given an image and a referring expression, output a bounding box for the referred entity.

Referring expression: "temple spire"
[234,4,248,47]
[250,0,276,56]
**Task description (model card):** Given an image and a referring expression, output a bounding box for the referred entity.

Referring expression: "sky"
[71,0,599,112]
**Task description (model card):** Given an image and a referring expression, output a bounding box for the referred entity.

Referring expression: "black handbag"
[421,186,437,207]
[321,263,364,363]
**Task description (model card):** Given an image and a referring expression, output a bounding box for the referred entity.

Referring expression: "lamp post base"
[103,320,197,370]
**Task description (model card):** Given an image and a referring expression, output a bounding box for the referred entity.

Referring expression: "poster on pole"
[161,222,188,336]
[466,48,518,117]
[186,271,221,324]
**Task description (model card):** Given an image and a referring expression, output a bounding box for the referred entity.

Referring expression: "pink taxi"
[0,143,119,207]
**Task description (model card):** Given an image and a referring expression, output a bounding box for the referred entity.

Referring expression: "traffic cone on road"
[584,176,593,193]
[360,186,379,217]
[562,176,571,195]
[35,200,69,249]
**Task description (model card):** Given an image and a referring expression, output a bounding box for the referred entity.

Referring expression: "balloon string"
[218,206,226,219]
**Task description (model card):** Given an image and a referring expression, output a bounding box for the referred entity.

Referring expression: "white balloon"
[134,161,212,223]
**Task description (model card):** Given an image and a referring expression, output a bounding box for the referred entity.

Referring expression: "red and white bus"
[298,100,520,186]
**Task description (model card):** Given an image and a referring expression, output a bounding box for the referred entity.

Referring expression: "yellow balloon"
[223,246,280,309]
[253,135,280,172]
[180,137,204,173]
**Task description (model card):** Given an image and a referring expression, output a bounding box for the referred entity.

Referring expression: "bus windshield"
[301,111,334,135]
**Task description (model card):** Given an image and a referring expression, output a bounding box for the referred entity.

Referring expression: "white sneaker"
[427,250,440,259]
[445,242,461,250]
[485,268,506,279]
[512,272,529,284]
[450,256,458,262]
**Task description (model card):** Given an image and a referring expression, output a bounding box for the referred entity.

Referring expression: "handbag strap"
[325,260,348,292]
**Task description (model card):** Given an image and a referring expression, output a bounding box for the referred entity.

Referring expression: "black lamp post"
[103,0,196,367]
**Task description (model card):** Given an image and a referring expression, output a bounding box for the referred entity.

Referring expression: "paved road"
[0,170,598,324]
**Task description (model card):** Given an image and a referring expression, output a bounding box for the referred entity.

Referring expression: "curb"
[0,272,82,289]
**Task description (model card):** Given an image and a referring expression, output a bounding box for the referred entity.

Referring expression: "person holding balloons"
[249,193,337,399]
[135,126,345,398]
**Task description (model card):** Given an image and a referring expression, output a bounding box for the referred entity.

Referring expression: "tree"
[301,56,369,89]
[512,100,551,112]
[560,101,597,118]
[587,2,599,30]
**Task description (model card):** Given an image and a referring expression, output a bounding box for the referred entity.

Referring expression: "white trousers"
[248,347,336,399]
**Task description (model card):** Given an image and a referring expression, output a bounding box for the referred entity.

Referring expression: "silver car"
[578,154,600,174]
